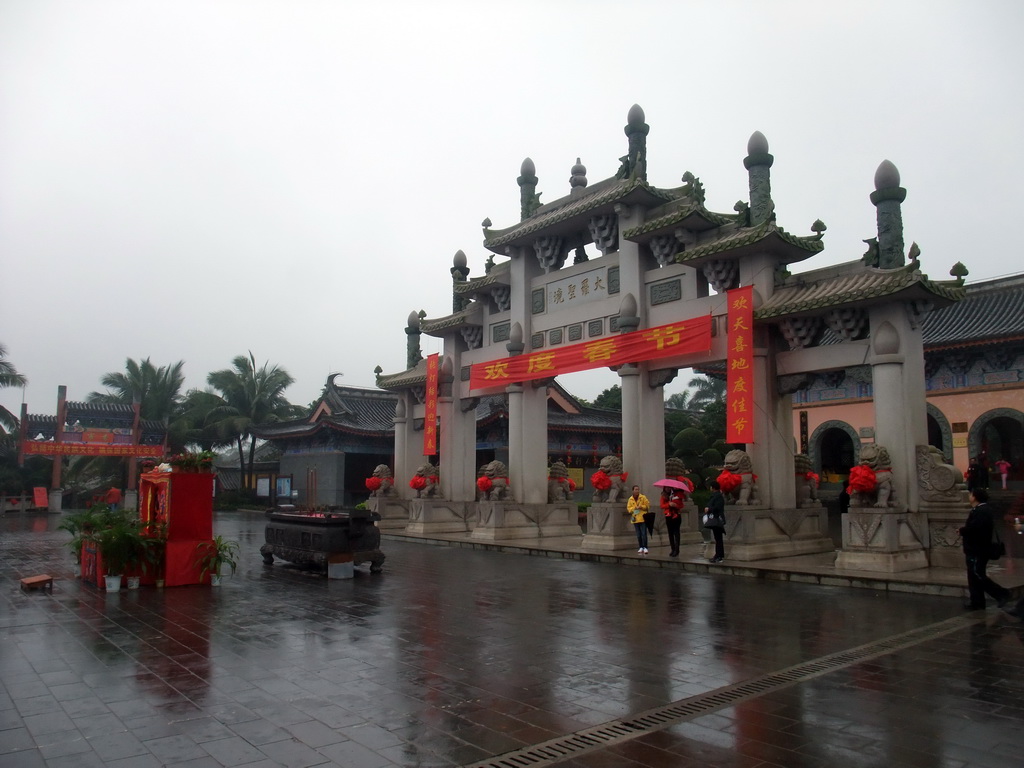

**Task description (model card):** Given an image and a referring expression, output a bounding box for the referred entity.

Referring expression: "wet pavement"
[2,510,1023,767]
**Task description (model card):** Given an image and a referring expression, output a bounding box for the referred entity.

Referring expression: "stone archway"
[969,408,1024,480]
[809,420,860,480]
[926,402,953,463]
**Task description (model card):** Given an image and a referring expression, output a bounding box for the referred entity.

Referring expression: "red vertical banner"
[423,353,439,456]
[726,286,754,444]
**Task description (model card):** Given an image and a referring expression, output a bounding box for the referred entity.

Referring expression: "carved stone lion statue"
[794,454,819,507]
[477,460,511,501]
[547,460,574,502]
[850,444,895,508]
[412,462,443,499]
[369,464,396,497]
[592,455,628,503]
[722,449,760,505]
[665,456,687,478]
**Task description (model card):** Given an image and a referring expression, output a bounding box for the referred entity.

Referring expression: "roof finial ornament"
[451,250,470,313]
[518,158,541,221]
[744,131,774,226]
[569,157,588,191]
[616,104,649,181]
[870,159,907,269]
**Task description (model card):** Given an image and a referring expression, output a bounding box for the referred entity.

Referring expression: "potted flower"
[96,516,144,592]
[196,534,240,586]
[142,521,168,588]
[196,450,216,473]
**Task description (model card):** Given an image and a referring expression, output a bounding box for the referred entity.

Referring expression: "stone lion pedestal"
[724,504,835,562]
[835,507,929,572]
[470,502,579,541]
[582,502,636,551]
[405,499,472,536]
[367,497,409,532]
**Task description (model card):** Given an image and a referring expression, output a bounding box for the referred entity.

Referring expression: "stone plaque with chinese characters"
[542,268,610,313]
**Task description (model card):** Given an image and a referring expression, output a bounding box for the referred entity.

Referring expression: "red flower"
[409,476,427,491]
[590,470,612,491]
[477,477,493,493]
[847,465,876,493]
[717,471,742,493]
[365,477,382,491]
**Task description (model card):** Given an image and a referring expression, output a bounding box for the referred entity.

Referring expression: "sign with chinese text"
[423,353,439,456]
[469,315,712,390]
[21,441,164,457]
[545,267,610,312]
[726,285,754,443]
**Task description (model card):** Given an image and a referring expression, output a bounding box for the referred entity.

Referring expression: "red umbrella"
[653,478,690,490]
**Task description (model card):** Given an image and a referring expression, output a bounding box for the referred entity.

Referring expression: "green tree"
[0,343,28,436]
[687,374,726,409]
[207,352,304,490]
[592,385,622,411]
[88,358,186,422]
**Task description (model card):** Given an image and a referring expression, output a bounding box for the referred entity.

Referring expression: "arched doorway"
[970,408,1024,484]
[810,420,859,483]
[926,403,953,462]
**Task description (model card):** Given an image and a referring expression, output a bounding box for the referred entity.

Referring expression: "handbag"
[989,526,1006,561]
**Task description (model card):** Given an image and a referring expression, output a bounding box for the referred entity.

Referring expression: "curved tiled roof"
[253,384,397,439]
[420,304,483,335]
[757,265,965,320]
[376,359,428,391]
[923,274,1024,347]
[453,260,511,296]
[483,177,677,252]
[678,219,824,265]
[622,202,736,240]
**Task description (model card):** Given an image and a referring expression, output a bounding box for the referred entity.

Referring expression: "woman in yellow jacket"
[627,485,651,553]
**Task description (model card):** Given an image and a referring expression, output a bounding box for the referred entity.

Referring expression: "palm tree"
[88,358,186,422]
[177,388,234,452]
[207,352,303,490]
[687,374,726,409]
[0,343,28,436]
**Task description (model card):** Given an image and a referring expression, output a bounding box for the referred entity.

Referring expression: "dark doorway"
[819,427,855,477]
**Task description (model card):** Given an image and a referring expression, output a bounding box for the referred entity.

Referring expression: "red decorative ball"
[847,465,877,493]
[567,478,576,491]
[477,476,493,493]
[409,476,427,491]
[365,477,382,491]
[717,471,742,493]
[590,470,612,491]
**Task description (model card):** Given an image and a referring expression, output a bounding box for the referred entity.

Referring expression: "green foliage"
[673,427,707,454]
[592,385,622,411]
[196,534,241,580]
[702,448,723,468]
[698,400,727,443]
[0,342,28,436]
[354,501,368,510]
[93,510,146,575]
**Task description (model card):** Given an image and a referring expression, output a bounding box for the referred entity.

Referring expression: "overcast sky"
[2,0,1022,421]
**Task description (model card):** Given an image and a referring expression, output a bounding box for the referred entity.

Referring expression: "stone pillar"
[394,394,420,499]
[507,382,548,504]
[48,489,63,513]
[871,160,906,269]
[744,131,774,225]
[438,355,476,503]
[619,364,641,483]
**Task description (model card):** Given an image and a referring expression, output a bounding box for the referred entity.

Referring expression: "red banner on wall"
[21,441,164,457]
[423,353,439,456]
[469,315,712,391]
[726,286,754,444]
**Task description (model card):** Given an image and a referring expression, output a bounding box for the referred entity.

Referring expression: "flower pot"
[104,574,123,592]
[154,578,165,589]
[126,576,141,590]
[210,574,222,587]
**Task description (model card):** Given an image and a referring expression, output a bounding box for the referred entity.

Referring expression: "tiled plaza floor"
[2,510,1023,767]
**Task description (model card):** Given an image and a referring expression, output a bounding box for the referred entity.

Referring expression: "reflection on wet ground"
[2,510,1023,767]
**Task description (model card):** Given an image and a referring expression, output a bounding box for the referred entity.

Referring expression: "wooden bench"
[20,574,53,593]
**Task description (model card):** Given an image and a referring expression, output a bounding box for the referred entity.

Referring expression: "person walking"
[960,488,1010,610]
[995,458,1012,491]
[661,486,684,557]
[704,480,726,563]
[627,485,651,554]
[104,486,122,512]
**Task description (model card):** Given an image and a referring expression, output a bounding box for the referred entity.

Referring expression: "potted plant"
[142,521,168,588]
[196,534,240,586]
[96,515,144,592]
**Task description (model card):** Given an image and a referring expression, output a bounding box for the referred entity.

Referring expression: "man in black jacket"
[959,488,1010,610]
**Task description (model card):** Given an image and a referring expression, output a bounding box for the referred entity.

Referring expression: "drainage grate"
[463,614,981,768]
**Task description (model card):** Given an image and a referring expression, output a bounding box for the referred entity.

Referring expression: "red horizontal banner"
[470,314,712,391]
[22,441,164,457]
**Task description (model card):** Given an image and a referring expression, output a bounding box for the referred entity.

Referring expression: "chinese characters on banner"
[726,285,754,444]
[21,442,164,457]
[423,353,439,456]
[469,315,712,391]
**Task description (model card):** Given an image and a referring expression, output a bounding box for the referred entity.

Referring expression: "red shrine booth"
[139,471,214,586]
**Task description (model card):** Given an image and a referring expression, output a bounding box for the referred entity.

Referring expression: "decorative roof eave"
[755,266,966,320]
[482,177,677,253]
[253,419,394,441]
[676,220,824,266]
[622,203,736,242]
[454,260,511,296]
[926,335,1024,353]
[420,302,483,337]
[376,359,429,391]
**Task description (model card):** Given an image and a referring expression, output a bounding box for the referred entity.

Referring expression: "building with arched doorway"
[794,273,1024,493]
